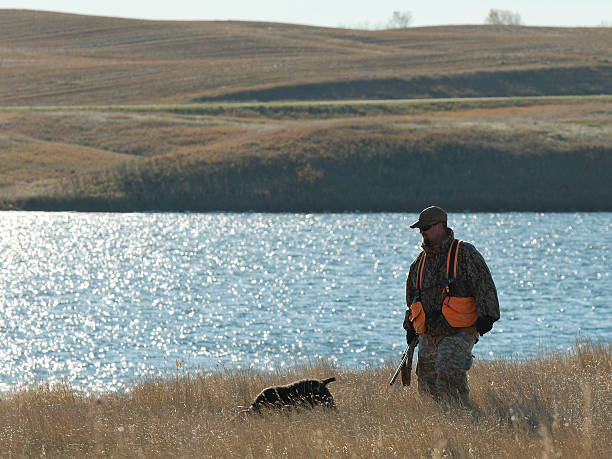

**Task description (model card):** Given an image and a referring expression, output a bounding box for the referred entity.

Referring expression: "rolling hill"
[1,10,611,106]
[0,10,610,211]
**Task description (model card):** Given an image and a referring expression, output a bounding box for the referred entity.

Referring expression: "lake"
[1,212,610,393]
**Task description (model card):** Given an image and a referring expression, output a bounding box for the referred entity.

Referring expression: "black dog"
[241,377,337,415]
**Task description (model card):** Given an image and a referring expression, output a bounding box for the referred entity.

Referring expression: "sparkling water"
[1,212,610,392]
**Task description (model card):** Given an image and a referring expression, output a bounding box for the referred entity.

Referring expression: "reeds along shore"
[0,343,609,457]
[11,123,612,213]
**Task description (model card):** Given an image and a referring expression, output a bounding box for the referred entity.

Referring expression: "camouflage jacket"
[403,228,500,338]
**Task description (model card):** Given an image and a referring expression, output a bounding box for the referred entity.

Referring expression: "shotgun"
[389,337,418,386]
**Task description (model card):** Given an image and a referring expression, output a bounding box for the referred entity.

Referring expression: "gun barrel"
[389,364,403,386]
[389,346,410,386]
[389,337,418,386]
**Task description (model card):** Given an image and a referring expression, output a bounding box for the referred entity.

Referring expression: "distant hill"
[0,9,611,106]
[1,11,611,212]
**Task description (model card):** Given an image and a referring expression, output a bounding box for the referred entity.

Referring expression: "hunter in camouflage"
[403,206,500,406]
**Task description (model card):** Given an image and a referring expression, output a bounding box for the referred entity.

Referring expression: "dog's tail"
[322,377,336,385]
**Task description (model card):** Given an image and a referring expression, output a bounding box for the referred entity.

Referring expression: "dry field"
[0,10,611,105]
[0,342,609,457]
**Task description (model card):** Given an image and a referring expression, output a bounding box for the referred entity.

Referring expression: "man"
[403,205,499,407]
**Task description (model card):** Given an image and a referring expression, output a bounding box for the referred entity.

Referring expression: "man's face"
[419,222,446,246]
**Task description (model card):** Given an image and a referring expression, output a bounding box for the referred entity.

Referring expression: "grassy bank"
[2,97,610,212]
[1,97,610,211]
[0,343,609,457]
[18,132,611,212]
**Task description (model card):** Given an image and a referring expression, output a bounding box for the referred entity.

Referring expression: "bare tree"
[386,11,413,29]
[340,11,413,30]
[485,8,523,25]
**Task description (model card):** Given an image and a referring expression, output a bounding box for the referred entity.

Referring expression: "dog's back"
[248,377,336,414]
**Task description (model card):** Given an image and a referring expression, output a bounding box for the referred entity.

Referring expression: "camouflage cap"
[409,206,447,229]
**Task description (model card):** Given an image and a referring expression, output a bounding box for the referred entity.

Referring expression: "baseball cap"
[409,206,447,229]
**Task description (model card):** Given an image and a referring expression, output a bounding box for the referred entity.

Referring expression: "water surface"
[1,212,610,392]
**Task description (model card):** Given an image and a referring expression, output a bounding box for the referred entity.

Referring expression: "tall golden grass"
[0,342,609,457]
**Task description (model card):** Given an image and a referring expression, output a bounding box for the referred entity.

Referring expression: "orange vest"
[409,239,477,334]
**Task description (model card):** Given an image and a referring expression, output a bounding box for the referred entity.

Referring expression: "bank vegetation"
[1,97,610,212]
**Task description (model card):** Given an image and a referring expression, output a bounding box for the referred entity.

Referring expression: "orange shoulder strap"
[445,239,462,280]
[416,253,426,290]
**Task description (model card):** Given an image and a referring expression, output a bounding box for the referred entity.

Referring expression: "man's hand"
[476,316,495,336]
[402,308,412,330]
[405,326,418,344]
[403,308,418,343]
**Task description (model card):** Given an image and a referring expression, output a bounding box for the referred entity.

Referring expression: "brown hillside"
[0,10,611,105]
[3,97,610,211]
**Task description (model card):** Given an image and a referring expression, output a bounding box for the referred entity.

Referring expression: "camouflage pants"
[416,332,476,406]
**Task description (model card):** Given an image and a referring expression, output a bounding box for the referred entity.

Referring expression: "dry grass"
[1,97,610,210]
[0,110,253,200]
[1,96,610,203]
[0,10,611,105]
[0,343,609,457]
